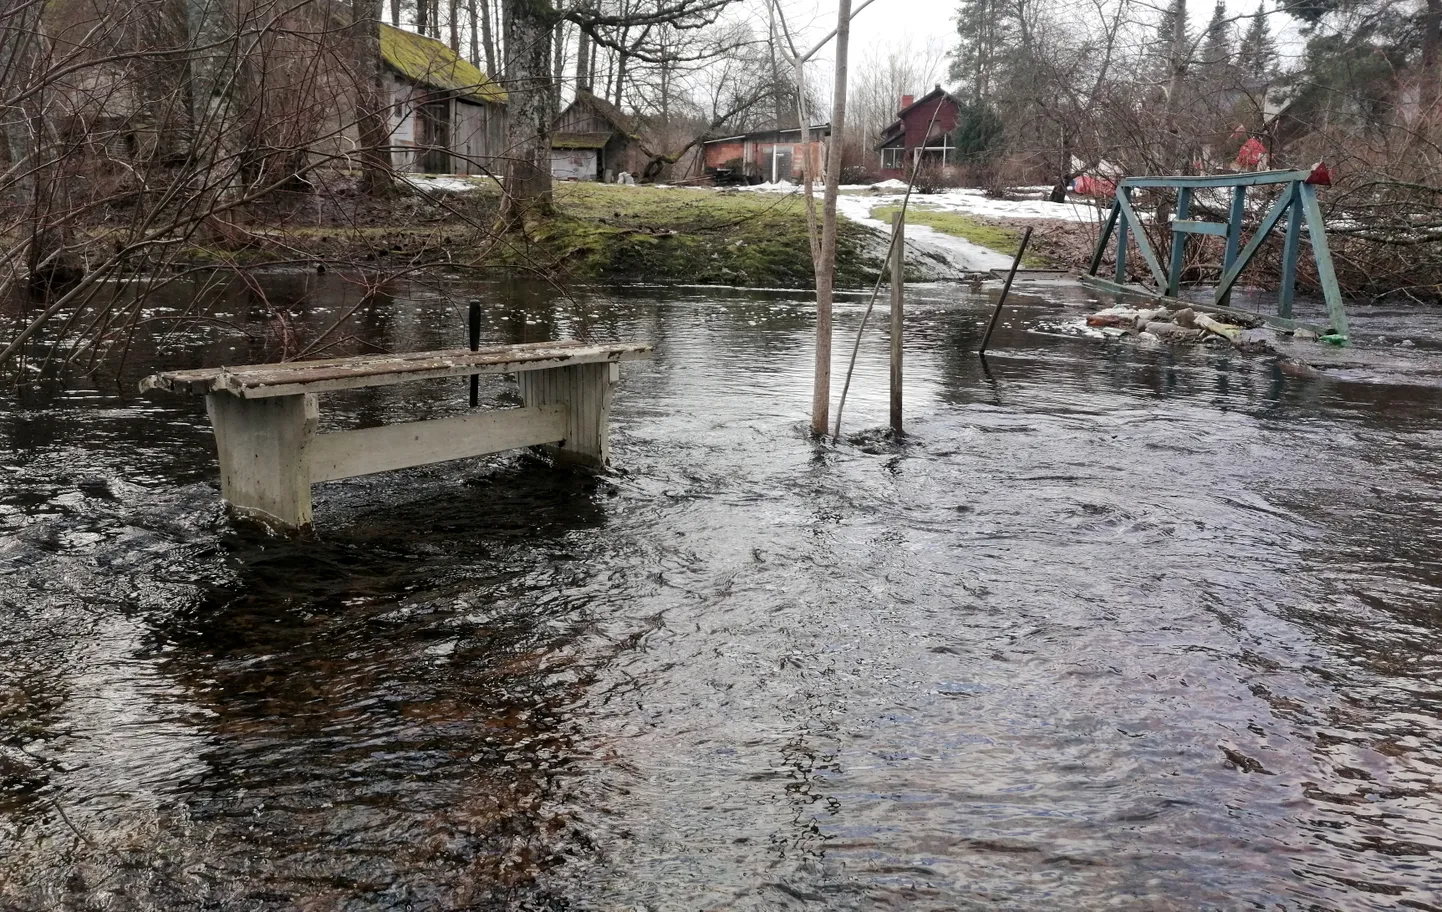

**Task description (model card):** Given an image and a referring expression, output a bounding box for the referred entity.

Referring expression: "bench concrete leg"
[206,392,318,528]
[516,362,615,468]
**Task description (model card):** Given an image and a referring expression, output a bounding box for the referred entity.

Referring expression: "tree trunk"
[390,0,399,26]
[417,0,428,35]
[1423,0,1441,118]
[498,0,556,229]
[500,0,512,76]
[0,3,40,206]
[552,20,567,111]
[576,26,590,91]
[813,0,852,436]
[0,6,59,298]
[448,0,459,52]
[468,0,480,65]
[480,0,496,75]
[768,2,783,128]
[1049,131,1071,203]
[351,0,394,195]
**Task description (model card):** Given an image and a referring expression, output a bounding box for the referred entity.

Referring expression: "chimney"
[901,94,914,111]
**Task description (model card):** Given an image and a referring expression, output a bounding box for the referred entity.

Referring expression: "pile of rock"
[1085,304,1313,354]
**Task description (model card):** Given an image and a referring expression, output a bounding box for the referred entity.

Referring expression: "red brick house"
[876,86,962,178]
[701,124,831,184]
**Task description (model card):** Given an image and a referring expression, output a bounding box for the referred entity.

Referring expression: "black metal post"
[979,227,1032,355]
[468,299,481,406]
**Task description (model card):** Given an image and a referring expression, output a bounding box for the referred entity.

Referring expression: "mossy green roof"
[379,24,505,105]
[553,132,610,150]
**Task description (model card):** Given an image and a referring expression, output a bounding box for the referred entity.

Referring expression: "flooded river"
[2,274,1441,910]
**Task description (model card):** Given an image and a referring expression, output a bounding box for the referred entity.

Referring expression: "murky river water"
[2,274,1441,910]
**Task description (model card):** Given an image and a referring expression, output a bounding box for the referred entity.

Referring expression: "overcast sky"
[775,0,1307,82]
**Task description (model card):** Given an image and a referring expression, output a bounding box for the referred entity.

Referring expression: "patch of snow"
[738,179,798,191]
[402,174,493,194]
[915,188,1102,223]
[742,180,1104,223]
[835,194,1014,273]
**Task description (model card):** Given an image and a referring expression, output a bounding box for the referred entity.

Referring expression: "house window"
[919,135,954,167]
[881,147,904,170]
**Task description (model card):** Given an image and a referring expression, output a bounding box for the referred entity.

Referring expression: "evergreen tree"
[1237,4,1278,80]
[951,99,1006,161]
[1154,0,1191,78]
[949,0,1012,103]
[1201,0,1234,68]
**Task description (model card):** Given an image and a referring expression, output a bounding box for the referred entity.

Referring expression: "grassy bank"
[509,184,883,287]
[870,204,1052,267]
[168,181,886,289]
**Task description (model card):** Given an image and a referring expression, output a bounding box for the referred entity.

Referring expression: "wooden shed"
[701,125,830,184]
[552,90,647,181]
[378,24,507,175]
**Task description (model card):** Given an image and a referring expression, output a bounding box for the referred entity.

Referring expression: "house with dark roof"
[551,90,648,181]
[377,24,507,175]
[875,86,963,178]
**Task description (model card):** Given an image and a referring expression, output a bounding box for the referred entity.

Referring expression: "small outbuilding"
[378,24,507,175]
[552,90,647,181]
[702,125,830,184]
[875,86,962,178]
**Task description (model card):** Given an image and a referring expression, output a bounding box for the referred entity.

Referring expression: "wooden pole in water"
[468,299,481,406]
[889,210,904,434]
[979,227,1032,355]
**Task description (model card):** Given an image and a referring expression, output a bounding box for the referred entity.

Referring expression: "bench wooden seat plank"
[143,341,651,399]
[141,338,652,529]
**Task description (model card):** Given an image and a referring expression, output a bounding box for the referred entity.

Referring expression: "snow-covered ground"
[401,174,499,193]
[741,181,1104,223]
[739,182,1105,273]
[834,193,1014,272]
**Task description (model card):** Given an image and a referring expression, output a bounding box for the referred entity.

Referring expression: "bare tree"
[352,0,394,195]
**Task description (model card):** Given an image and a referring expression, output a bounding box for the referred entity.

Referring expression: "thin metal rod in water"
[889,210,904,434]
[979,227,1032,355]
[468,300,481,406]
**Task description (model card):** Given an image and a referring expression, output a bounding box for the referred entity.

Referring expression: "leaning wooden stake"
[468,299,481,406]
[889,211,904,434]
[979,226,1032,355]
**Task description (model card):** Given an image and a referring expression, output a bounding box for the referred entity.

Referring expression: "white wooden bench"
[141,340,653,528]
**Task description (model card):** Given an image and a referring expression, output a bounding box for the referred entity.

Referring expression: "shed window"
[881,147,904,170]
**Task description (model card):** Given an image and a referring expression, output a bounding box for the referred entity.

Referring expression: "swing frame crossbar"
[1081,169,1349,340]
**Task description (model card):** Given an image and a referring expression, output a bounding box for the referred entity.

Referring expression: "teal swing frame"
[1081,169,1349,340]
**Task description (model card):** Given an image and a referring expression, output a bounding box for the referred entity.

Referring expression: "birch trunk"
[811,0,852,435]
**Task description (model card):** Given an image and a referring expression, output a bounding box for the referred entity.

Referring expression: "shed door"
[771,147,793,182]
[417,99,451,173]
